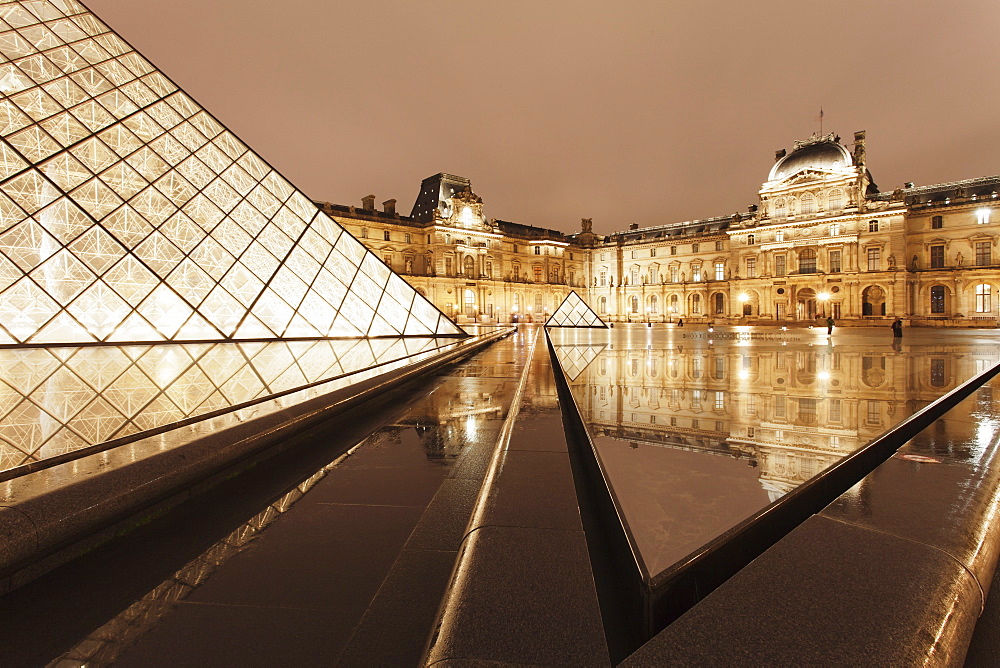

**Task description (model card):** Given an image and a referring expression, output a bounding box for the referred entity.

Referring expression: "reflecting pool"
[549,324,1000,577]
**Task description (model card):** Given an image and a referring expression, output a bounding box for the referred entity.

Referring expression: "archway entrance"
[797,288,817,320]
[862,286,886,316]
[464,289,476,317]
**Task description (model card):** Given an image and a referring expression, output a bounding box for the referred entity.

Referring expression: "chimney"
[361,194,375,211]
[629,223,639,231]
[775,148,786,161]
[382,199,396,215]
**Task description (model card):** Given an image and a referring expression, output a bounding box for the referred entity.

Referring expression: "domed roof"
[767,137,854,181]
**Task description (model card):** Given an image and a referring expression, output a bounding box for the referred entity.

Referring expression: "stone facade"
[321,134,1000,326]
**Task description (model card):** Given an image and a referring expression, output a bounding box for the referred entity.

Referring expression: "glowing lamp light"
[818,292,830,301]
[738,293,750,302]
[818,371,831,381]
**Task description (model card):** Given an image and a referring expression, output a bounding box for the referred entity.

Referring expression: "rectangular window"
[775,231,784,242]
[775,255,786,276]
[931,359,946,386]
[829,223,840,236]
[931,215,943,229]
[829,249,842,272]
[405,232,411,243]
[670,266,678,282]
[383,230,391,241]
[361,228,368,238]
[747,257,757,278]
[829,399,842,422]
[748,234,755,245]
[976,241,991,266]
[931,285,945,313]
[869,220,879,232]
[631,250,636,259]
[930,245,944,268]
[715,391,724,410]
[715,240,724,251]
[382,254,392,268]
[692,266,702,282]
[774,395,786,418]
[599,271,606,286]
[866,401,880,424]
[977,284,991,312]
[979,209,991,225]
[867,247,880,271]
[670,246,677,255]
[692,243,699,253]
[534,246,540,255]
[650,247,656,257]
[714,262,725,280]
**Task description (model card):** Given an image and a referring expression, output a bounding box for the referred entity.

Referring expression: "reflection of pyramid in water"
[0,0,463,344]
[551,343,607,381]
[546,291,607,328]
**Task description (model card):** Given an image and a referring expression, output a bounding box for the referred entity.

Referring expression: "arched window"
[930,285,945,314]
[976,284,992,313]
[464,289,476,316]
[598,296,607,314]
[799,248,817,274]
[463,256,475,277]
[692,293,702,314]
[828,188,844,210]
[670,294,679,312]
[773,198,786,218]
[713,292,725,314]
[534,292,543,313]
[512,293,520,313]
[801,193,816,214]
[648,294,658,314]
[630,295,639,313]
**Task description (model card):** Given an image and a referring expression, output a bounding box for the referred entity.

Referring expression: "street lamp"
[818,291,830,317]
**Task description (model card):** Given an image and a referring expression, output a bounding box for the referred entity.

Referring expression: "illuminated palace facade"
[327,132,1000,326]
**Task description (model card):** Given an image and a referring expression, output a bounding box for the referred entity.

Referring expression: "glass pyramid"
[550,342,607,381]
[545,291,607,328]
[0,0,464,344]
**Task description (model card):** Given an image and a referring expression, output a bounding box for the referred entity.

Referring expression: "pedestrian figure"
[826,316,834,335]
[891,318,903,338]
[677,318,684,327]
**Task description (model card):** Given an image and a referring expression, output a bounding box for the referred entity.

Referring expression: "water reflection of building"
[567,342,1000,500]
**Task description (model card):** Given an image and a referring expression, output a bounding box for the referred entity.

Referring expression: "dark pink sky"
[86,0,1000,235]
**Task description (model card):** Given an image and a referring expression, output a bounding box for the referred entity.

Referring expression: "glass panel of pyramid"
[545,291,607,328]
[0,0,464,344]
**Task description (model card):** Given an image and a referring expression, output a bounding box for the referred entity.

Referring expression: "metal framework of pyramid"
[545,291,607,328]
[0,0,464,345]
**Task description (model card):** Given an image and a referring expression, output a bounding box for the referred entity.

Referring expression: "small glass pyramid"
[545,291,607,328]
[0,0,464,344]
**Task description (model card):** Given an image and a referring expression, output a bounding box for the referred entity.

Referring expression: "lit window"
[930,285,945,313]
[670,266,678,282]
[714,262,725,280]
[692,265,702,282]
[775,230,784,242]
[829,223,840,236]
[775,254,786,276]
[746,257,756,277]
[976,284,991,313]
[869,220,879,232]
[977,241,991,266]
[978,209,991,225]
[829,250,842,273]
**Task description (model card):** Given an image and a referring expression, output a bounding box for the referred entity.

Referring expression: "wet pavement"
[0,329,531,667]
[549,324,1000,579]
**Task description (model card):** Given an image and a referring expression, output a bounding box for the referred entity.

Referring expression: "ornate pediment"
[437,186,494,232]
